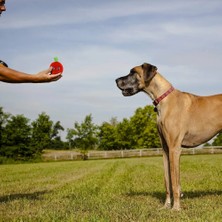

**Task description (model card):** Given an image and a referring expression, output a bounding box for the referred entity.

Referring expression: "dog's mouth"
[121,88,139,96]
[116,78,140,96]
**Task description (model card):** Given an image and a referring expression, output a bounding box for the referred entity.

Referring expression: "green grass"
[0,155,222,222]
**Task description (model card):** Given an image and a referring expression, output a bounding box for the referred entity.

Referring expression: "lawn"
[0,155,221,221]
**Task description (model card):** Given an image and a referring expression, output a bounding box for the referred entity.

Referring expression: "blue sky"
[1,0,222,137]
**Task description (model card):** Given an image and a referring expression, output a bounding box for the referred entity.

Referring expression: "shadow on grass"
[125,190,222,203]
[0,190,50,203]
[182,190,222,199]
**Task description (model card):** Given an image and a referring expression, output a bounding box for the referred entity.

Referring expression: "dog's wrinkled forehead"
[129,63,157,83]
[130,66,143,75]
[130,63,157,74]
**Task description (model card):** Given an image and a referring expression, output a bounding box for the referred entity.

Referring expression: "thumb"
[48,67,53,73]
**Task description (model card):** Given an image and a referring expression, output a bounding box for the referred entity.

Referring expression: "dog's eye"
[130,69,136,74]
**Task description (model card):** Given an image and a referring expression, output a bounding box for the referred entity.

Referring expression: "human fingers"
[49,73,62,81]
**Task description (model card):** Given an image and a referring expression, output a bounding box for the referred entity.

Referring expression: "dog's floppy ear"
[142,63,157,83]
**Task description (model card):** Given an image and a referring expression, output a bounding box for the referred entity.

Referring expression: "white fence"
[42,146,222,161]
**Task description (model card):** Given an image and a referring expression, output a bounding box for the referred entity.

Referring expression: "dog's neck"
[143,72,173,102]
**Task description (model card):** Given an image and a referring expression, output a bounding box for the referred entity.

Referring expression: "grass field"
[0,155,221,222]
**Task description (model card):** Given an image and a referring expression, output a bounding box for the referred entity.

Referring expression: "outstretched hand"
[35,67,62,83]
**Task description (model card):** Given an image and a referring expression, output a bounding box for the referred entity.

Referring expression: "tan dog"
[115,63,222,210]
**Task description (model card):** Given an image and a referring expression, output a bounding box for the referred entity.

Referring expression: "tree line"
[0,106,221,160]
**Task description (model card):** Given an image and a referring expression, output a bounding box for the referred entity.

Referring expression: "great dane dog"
[115,63,222,210]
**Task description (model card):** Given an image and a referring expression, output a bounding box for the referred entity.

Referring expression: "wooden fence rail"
[42,146,222,161]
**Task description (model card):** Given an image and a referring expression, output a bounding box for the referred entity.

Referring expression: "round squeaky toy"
[50,57,63,74]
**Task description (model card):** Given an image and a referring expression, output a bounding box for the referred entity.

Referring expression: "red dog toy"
[50,57,63,74]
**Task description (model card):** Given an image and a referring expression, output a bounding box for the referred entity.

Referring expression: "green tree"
[212,133,222,146]
[31,112,53,153]
[115,118,132,149]
[98,118,118,150]
[0,107,10,148]
[51,121,65,149]
[130,106,160,148]
[1,114,32,159]
[98,117,133,150]
[66,128,75,149]
[68,114,98,151]
[97,105,160,150]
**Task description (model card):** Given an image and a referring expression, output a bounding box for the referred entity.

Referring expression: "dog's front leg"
[169,147,182,211]
[162,149,172,209]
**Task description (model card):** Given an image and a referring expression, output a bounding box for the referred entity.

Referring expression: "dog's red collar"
[153,86,174,107]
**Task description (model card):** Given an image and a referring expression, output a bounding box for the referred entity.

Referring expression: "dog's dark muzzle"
[115,77,126,90]
[115,74,140,96]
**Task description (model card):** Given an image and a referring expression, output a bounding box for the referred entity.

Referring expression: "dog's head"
[115,63,157,96]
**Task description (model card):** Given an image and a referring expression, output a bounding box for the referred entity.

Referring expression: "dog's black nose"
[115,78,121,86]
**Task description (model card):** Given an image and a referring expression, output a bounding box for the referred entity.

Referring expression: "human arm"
[0,66,62,83]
